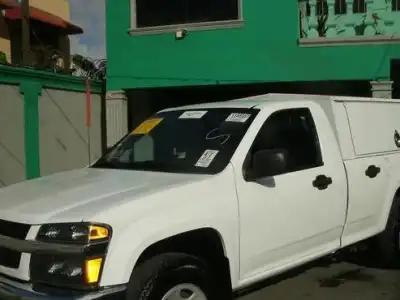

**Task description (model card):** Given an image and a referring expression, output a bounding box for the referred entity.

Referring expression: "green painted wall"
[106,0,400,90]
[0,65,103,180]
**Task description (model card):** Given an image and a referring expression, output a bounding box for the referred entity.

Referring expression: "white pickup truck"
[0,93,400,300]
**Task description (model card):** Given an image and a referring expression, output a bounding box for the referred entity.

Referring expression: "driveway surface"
[237,254,400,300]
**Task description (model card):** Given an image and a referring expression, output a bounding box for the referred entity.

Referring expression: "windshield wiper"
[126,160,186,171]
[91,159,123,169]
[92,159,192,173]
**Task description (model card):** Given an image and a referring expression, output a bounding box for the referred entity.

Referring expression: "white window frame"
[129,0,244,35]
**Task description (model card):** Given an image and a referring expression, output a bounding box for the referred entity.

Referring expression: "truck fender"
[99,220,229,287]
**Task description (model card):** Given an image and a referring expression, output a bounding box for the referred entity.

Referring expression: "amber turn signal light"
[89,225,109,241]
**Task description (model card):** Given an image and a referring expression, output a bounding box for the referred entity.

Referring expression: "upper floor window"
[132,0,242,29]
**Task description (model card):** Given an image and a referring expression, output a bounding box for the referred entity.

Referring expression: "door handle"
[312,175,332,190]
[365,165,380,178]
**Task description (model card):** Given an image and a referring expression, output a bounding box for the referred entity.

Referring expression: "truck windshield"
[92,108,259,174]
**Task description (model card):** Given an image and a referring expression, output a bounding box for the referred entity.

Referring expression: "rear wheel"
[126,253,222,300]
[371,197,400,268]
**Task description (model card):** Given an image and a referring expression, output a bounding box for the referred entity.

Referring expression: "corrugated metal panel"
[0,84,25,186]
[38,88,102,176]
[106,91,128,148]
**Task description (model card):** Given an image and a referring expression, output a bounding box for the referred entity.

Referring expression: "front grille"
[0,247,21,268]
[0,219,30,240]
[0,219,31,269]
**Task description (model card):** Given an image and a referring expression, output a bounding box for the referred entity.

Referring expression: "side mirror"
[247,149,288,180]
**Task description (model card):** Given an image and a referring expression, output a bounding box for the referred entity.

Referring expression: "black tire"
[371,197,400,268]
[126,253,224,300]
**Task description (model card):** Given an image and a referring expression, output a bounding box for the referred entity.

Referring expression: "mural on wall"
[299,0,400,38]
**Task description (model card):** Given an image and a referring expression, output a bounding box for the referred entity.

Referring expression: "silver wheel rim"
[161,283,208,300]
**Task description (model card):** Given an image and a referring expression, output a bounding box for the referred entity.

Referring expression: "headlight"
[36,223,110,244]
[30,223,111,290]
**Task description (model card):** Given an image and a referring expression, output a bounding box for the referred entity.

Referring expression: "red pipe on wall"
[85,78,92,128]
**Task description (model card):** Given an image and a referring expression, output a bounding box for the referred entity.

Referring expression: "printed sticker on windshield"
[179,111,207,119]
[225,113,251,123]
[195,149,219,168]
[132,118,163,135]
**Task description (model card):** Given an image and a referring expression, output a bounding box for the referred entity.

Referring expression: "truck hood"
[0,168,210,225]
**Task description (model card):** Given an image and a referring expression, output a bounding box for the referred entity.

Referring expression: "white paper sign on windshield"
[179,111,207,119]
[195,149,219,168]
[225,113,251,123]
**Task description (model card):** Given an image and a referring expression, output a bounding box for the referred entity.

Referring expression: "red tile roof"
[0,0,18,9]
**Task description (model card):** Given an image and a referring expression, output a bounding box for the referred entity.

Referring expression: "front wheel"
[161,283,208,300]
[126,253,222,300]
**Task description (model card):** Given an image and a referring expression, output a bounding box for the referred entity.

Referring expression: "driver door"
[234,104,347,280]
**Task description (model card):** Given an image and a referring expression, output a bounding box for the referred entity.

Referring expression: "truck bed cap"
[161,93,400,112]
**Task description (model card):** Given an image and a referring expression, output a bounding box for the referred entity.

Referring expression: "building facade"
[0,0,82,67]
[105,0,400,144]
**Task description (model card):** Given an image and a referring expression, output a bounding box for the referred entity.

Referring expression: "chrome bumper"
[0,275,126,300]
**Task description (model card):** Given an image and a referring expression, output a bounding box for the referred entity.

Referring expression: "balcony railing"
[299,0,400,41]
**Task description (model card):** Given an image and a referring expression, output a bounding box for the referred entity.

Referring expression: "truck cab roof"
[162,93,400,161]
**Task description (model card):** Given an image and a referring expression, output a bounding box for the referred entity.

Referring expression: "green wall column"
[19,81,42,180]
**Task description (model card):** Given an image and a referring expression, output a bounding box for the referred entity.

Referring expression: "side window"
[248,108,323,175]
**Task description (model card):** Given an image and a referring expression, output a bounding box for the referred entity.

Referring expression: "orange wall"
[30,0,70,21]
[0,13,11,61]
[0,0,71,61]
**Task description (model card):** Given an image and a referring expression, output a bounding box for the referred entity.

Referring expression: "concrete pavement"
[237,255,400,300]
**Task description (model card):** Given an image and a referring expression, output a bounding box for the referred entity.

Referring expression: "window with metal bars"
[393,0,400,11]
[306,2,311,16]
[335,0,347,14]
[304,0,360,16]
[353,0,367,13]
[316,0,328,15]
